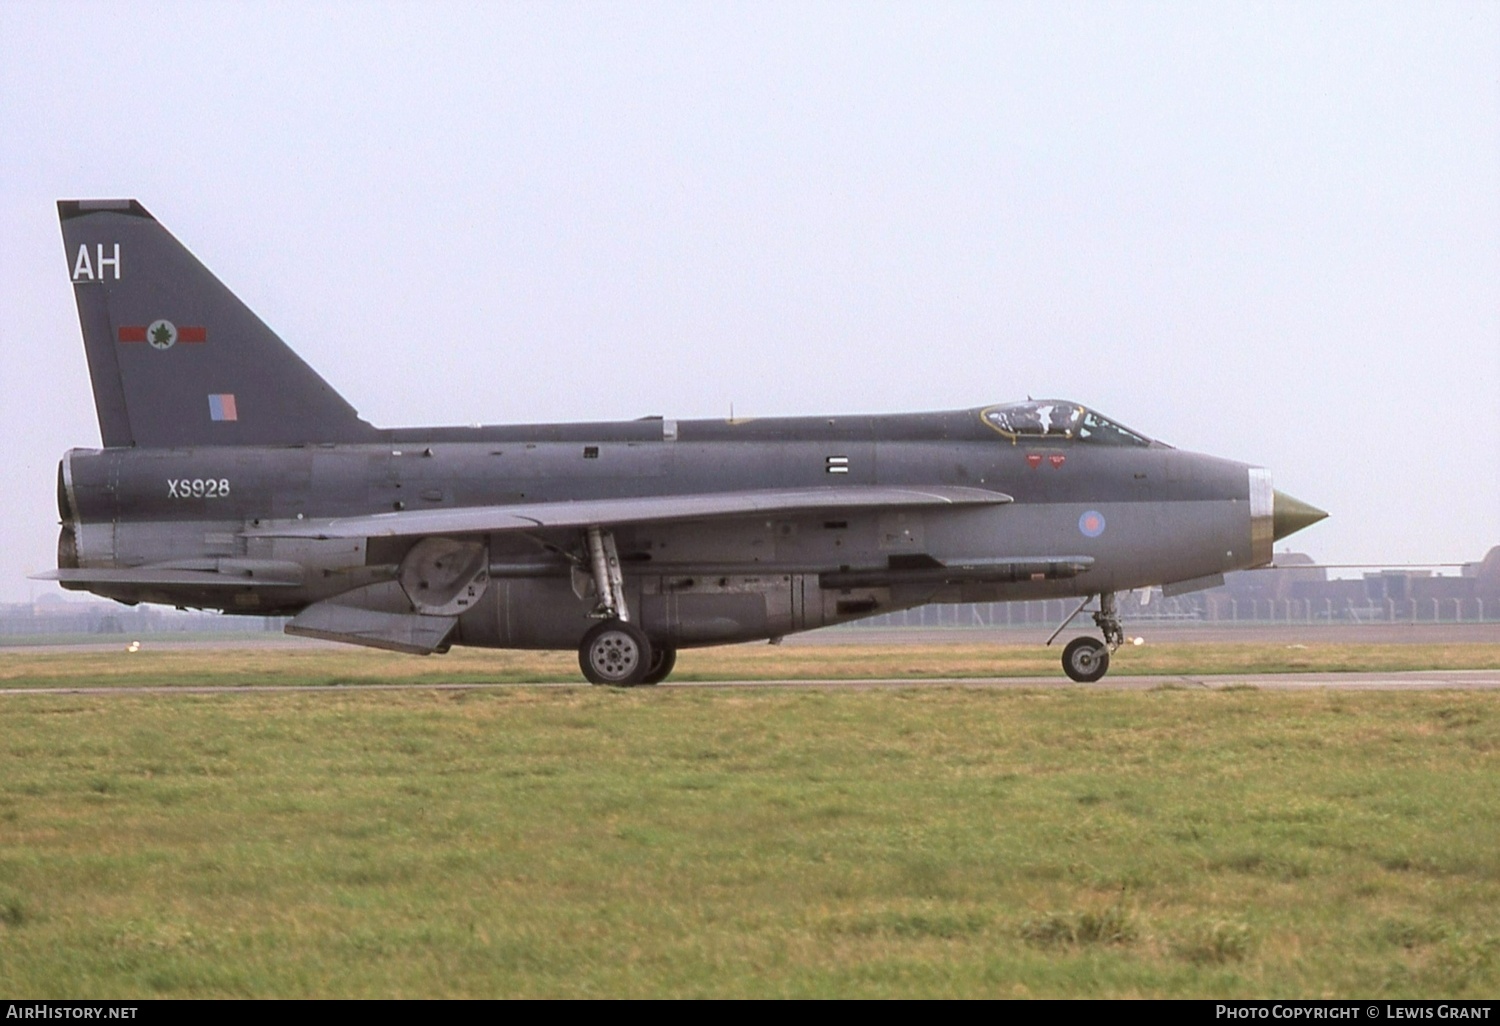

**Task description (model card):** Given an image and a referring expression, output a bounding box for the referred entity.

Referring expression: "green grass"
[1,682,1497,997]
[1,640,1498,690]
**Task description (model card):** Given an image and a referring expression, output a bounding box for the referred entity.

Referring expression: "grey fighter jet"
[39,200,1327,684]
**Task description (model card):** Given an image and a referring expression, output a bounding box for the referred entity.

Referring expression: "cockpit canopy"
[980,401,1151,447]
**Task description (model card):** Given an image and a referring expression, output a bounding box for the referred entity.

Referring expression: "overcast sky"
[2,1,1496,602]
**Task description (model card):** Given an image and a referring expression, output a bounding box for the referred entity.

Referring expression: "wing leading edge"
[246,484,1014,540]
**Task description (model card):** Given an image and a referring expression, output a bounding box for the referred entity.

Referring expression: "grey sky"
[2,1,1496,602]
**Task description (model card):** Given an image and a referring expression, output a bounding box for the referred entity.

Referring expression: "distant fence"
[4,591,1493,642]
[849,595,1495,629]
[0,605,287,639]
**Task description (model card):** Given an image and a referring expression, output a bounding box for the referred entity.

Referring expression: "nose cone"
[1272,490,1328,541]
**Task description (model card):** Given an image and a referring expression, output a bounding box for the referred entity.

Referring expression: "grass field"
[1,646,1498,997]
[2,638,1500,690]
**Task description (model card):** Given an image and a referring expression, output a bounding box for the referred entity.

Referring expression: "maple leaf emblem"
[147,320,177,349]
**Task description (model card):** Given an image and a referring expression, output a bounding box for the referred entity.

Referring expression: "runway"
[4,621,1496,656]
[3,668,1498,696]
[794,623,1500,646]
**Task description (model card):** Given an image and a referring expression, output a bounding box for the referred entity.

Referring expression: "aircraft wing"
[248,484,1012,540]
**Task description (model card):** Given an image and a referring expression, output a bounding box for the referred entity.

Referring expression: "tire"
[1061,636,1110,683]
[579,620,654,687]
[639,646,677,685]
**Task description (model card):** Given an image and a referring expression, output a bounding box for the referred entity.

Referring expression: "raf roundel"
[1078,510,1106,538]
[146,319,177,350]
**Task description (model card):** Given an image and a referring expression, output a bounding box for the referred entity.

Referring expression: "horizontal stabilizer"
[820,555,1093,589]
[248,485,1013,540]
[287,600,457,655]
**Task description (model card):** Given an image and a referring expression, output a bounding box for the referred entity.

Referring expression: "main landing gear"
[642,645,677,685]
[1050,592,1127,683]
[576,526,676,687]
[576,620,679,687]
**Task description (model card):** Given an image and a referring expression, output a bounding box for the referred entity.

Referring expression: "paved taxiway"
[3,624,1495,694]
[3,668,1498,697]
[793,623,1500,646]
[4,621,1495,656]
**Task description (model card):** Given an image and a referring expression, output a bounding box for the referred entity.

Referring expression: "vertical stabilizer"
[59,200,379,447]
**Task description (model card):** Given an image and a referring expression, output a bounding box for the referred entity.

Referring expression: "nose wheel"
[1061,636,1110,682]
[1049,592,1127,682]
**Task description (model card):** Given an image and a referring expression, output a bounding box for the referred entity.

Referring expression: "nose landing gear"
[1050,592,1127,683]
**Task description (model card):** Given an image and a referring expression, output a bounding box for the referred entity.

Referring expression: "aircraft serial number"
[168,478,231,498]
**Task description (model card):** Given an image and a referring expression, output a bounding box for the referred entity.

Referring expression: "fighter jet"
[39,200,1327,685]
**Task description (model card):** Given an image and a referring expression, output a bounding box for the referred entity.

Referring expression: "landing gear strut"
[585,525,629,623]
[1050,592,1127,683]
[1092,591,1126,650]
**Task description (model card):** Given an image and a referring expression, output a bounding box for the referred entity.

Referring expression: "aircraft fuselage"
[58,407,1266,650]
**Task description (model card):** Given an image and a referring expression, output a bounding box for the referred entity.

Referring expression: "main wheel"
[639,645,677,685]
[579,620,654,687]
[1061,637,1110,683]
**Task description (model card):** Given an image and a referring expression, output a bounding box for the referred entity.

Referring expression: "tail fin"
[59,200,379,448]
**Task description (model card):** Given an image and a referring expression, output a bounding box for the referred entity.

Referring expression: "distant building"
[1191,545,1500,624]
